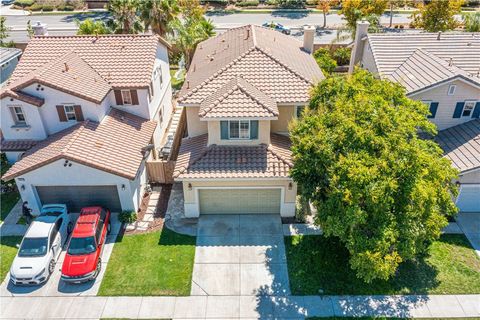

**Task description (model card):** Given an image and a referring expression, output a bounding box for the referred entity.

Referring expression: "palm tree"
[107,0,143,34]
[140,0,180,37]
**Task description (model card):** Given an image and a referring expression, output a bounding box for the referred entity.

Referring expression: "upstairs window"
[295,106,305,118]
[447,84,456,96]
[229,120,250,139]
[64,105,76,121]
[462,101,475,117]
[422,101,439,119]
[10,106,26,125]
[114,89,138,105]
[121,90,133,105]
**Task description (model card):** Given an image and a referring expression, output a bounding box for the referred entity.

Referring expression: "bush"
[41,4,54,11]
[57,4,75,11]
[313,47,330,60]
[14,0,35,7]
[295,195,311,223]
[236,0,259,7]
[332,47,351,66]
[27,3,42,10]
[316,54,337,74]
[119,210,137,224]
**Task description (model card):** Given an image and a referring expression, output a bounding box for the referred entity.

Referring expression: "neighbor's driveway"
[191,214,290,296]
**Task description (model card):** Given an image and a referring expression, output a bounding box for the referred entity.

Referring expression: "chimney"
[32,21,48,36]
[302,25,315,54]
[348,20,370,74]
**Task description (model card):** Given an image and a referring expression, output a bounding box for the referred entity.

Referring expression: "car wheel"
[94,260,102,279]
[67,222,74,234]
[107,222,112,235]
[48,259,55,275]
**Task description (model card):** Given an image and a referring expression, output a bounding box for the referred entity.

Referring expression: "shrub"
[28,3,42,10]
[57,4,75,11]
[14,0,35,7]
[331,47,351,66]
[295,195,311,223]
[236,0,259,7]
[313,47,330,60]
[119,210,137,224]
[316,54,337,74]
[41,4,54,11]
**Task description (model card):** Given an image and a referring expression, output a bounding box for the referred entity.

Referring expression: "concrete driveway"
[0,213,121,297]
[191,214,290,296]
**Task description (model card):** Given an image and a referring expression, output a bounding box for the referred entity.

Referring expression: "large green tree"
[76,18,112,35]
[340,0,387,32]
[289,69,458,282]
[140,0,180,37]
[107,0,144,34]
[411,0,464,32]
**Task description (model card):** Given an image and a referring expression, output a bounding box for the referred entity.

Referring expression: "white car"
[39,204,73,233]
[10,209,71,286]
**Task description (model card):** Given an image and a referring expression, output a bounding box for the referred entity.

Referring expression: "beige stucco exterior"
[186,106,207,137]
[271,105,295,134]
[207,120,271,146]
[182,179,297,217]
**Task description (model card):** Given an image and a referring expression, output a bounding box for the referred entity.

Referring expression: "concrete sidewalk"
[1,294,479,319]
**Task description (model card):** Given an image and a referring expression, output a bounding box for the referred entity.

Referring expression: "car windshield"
[67,236,96,255]
[18,237,48,257]
[41,208,63,216]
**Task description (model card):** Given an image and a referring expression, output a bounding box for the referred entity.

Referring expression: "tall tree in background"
[107,0,143,34]
[387,0,407,28]
[340,0,388,33]
[0,17,14,47]
[289,69,458,282]
[76,19,112,35]
[316,0,339,28]
[140,0,180,37]
[462,11,480,32]
[411,0,464,32]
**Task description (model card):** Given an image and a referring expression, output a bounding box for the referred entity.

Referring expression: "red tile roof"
[0,139,37,151]
[2,108,157,181]
[0,89,44,107]
[174,133,293,179]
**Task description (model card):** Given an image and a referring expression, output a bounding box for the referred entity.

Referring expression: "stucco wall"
[271,105,295,134]
[182,179,297,217]
[15,159,139,215]
[207,120,270,146]
[410,80,480,131]
[186,107,208,137]
[459,168,480,184]
[1,98,47,140]
[360,41,379,75]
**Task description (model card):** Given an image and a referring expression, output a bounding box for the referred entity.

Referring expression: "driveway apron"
[191,214,290,296]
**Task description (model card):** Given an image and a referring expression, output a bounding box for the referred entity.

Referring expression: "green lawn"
[0,236,22,281]
[0,191,20,222]
[98,228,196,296]
[285,234,480,295]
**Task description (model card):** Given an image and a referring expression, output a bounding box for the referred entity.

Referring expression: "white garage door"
[36,185,122,212]
[456,184,480,212]
[199,189,281,214]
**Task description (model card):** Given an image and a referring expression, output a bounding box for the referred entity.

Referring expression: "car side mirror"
[16,244,20,248]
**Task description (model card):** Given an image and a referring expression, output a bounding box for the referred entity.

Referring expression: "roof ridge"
[199,78,240,117]
[267,143,293,168]
[175,143,212,178]
[236,78,277,116]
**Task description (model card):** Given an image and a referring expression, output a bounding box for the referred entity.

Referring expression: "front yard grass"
[98,228,196,296]
[0,191,20,222]
[0,236,22,281]
[285,234,480,295]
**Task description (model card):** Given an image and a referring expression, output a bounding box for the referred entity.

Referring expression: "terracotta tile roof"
[387,49,480,94]
[178,25,324,105]
[2,108,157,181]
[8,51,111,104]
[174,133,293,179]
[199,77,279,119]
[0,89,44,107]
[0,139,37,151]
[367,33,480,77]
[435,119,480,173]
[7,34,168,89]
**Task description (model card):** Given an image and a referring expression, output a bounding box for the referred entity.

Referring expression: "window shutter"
[150,81,155,97]
[130,90,139,105]
[453,102,464,118]
[114,90,123,105]
[427,102,439,119]
[250,120,259,139]
[56,105,67,122]
[220,121,229,140]
[472,102,480,119]
[9,107,16,123]
[73,105,84,121]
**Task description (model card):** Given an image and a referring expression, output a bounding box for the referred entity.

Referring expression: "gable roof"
[435,119,480,174]
[178,25,324,105]
[174,133,293,179]
[199,77,279,119]
[388,49,480,94]
[8,51,111,104]
[0,88,44,107]
[2,108,157,181]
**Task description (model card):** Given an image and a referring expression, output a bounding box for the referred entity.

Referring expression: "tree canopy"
[340,0,387,32]
[289,69,458,282]
[411,0,464,32]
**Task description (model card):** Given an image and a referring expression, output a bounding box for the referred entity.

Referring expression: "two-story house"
[173,25,324,218]
[349,21,480,212]
[1,34,173,214]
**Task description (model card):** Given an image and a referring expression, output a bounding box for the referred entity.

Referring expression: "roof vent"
[437,31,442,40]
[246,28,250,40]
[186,80,190,89]
[449,57,453,66]
[64,62,69,72]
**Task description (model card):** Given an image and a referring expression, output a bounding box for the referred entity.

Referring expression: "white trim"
[460,166,480,176]
[447,84,456,96]
[121,90,133,105]
[63,104,77,122]
[462,100,477,118]
[228,120,250,140]
[176,177,293,182]
[12,106,27,125]
[200,116,278,121]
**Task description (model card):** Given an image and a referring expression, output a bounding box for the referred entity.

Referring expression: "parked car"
[262,22,291,35]
[61,207,111,283]
[10,213,71,286]
[1,0,15,5]
[39,204,73,233]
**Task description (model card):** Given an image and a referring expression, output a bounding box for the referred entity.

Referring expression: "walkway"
[191,215,290,296]
[1,294,478,319]
[0,200,28,236]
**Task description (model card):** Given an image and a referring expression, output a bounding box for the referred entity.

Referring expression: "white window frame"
[228,120,250,140]
[447,84,456,96]
[12,106,26,125]
[462,100,476,118]
[121,90,133,105]
[295,106,305,118]
[63,105,77,121]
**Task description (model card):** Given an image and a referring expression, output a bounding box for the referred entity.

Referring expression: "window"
[295,106,305,118]
[158,107,163,127]
[64,105,76,121]
[229,120,250,139]
[154,65,163,87]
[447,84,456,96]
[462,101,476,117]
[121,90,133,105]
[12,106,26,125]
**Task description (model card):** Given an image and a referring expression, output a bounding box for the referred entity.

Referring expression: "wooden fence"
[168,107,187,161]
[146,160,176,184]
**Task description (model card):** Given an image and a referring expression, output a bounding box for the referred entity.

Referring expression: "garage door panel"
[36,185,122,212]
[456,185,480,212]
[199,189,281,214]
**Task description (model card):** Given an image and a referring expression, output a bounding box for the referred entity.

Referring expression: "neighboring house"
[174,24,324,218]
[350,21,480,211]
[1,34,173,214]
[0,47,22,85]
